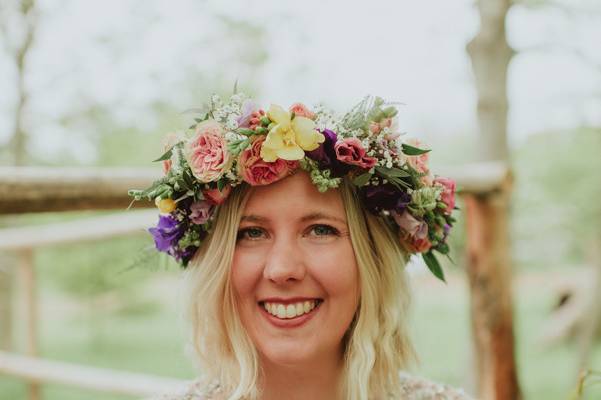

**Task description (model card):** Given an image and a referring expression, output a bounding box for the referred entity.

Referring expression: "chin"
[258,341,316,366]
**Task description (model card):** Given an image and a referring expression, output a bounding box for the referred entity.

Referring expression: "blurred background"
[0,0,600,399]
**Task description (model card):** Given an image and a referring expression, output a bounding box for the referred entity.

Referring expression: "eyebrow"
[240,212,347,225]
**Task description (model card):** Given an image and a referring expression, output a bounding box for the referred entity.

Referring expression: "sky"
[0,0,599,164]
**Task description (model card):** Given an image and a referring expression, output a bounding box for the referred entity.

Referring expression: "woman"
[132,94,471,399]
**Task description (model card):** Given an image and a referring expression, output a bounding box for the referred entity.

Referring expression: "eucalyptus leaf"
[402,143,431,156]
[423,251,446,283]
[352,173,372,187]
[153,148,173,162]
[375,166,410,178]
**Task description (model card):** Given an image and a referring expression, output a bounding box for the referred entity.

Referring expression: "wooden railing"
[0,163,516,400]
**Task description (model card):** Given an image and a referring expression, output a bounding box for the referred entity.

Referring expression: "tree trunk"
[466,0,521,398]
[0,0,37,353]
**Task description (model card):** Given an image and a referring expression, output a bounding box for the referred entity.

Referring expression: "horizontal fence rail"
[0,351,187,397]
[0,210,157,251]
[0,162,511,214]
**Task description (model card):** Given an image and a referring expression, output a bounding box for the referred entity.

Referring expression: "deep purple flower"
[361,183,411,213]
[148,215,184,253]
[306,129,351,177]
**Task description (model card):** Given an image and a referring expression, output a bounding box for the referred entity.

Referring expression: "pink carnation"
[289,103,316,120]
[185,120,231,182]
[203,185,232,205]
[189,200,213,224]
[404,138,429,174]
[334,138,377,169]
[238,136,298,186]
[434,177,456,214]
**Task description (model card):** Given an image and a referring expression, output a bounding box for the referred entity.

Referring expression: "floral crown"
[129,93,457,281]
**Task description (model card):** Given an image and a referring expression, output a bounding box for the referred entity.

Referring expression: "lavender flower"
[237,99,258,128]
[189,201,214,225]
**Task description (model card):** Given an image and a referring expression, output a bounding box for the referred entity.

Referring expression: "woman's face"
[231,171,359,367]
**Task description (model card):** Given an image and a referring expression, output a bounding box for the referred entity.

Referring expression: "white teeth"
[262,300,319,319]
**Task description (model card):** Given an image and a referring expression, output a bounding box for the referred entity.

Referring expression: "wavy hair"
[185,176,415,400]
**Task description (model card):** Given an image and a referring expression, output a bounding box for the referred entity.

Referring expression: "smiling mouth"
[258,299,323,320]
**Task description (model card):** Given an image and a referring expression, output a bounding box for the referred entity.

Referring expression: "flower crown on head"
[129,92,457,281]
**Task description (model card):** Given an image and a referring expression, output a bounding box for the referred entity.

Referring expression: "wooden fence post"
[464,182,521,400]
[17,248,40,400]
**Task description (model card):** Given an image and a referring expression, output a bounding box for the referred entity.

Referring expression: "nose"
[263,234,306,284]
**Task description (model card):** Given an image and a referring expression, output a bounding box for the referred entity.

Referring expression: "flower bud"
[155,197,176,214]
[260,116,271,126]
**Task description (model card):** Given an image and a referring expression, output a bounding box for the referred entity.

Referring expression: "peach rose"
[289,102,316,120]
[185,120,232,182]
[434,177,456,214]
[238,136,298,186]
[334,138,377,169]
[404,138,429,174]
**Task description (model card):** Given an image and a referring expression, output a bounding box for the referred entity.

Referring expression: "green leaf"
[422,251,446,283]
[352,172,372,187]
[217,179,225,192]
[402,143,431,156]
[153,148,173,162]
[375,166,411,178]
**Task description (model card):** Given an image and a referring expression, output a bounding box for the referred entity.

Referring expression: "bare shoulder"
[143,377,223,400]
[398,372,475,400]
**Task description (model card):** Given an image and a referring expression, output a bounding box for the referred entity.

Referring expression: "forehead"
[242,171,345,220]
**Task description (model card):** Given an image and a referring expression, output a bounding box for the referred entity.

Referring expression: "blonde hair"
[185,176,415,400]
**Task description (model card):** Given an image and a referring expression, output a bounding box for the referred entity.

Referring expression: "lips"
[258,298,324,328]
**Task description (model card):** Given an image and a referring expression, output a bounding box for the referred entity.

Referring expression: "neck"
[258,351,345,400]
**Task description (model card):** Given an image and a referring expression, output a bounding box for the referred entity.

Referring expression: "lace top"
[145,373,474,400]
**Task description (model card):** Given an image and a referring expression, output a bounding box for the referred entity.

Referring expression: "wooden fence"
[0,163,518,400]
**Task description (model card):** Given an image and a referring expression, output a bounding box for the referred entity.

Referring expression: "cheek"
[306,240,359,302]
[231,250,262,300]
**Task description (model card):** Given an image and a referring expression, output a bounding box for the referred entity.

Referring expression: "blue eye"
[309,225,339,237]
[237,227,266,241]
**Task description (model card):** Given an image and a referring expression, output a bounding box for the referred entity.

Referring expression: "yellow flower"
[155,197,176,214]
[260,104,325,162]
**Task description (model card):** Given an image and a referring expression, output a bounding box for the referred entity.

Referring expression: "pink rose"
[404,138,429,174]
[289,103,316,120]
[334,138,377,169]
[185,120,232,182]
[203,185,232,205]
[189,200,214,224]
[392,211,428,240]
[238,136,298,186]
[434,177,456,214]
